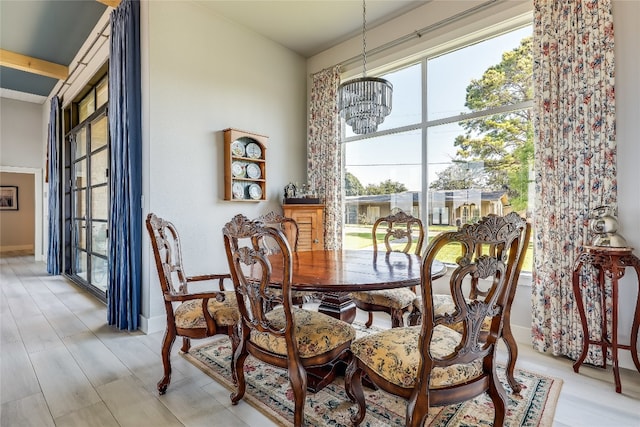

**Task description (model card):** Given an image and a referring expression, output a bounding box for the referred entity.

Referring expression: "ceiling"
[0,0,428,103]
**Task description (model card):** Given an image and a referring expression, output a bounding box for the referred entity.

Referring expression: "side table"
[571,245,640,393]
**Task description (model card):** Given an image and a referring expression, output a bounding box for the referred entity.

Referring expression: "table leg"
[573,261,590,373]
[318,292,357,324]
[611,270,621,393]
[630,263,640,373]
[305,357,348,393]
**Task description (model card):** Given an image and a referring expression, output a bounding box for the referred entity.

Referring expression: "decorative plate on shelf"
[232,182,245,199]
[246,163,261,179]
[248,183,262,200]
[231,140,246,157]
[246,142,262,159]
[231,161,245,178]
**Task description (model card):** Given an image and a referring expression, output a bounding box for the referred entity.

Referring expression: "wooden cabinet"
[283,204,325,251]
[223,128,267,201]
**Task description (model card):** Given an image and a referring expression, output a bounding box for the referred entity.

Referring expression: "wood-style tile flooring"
[1,253,639,426]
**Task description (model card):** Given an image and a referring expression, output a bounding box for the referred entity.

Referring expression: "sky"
[344,25,532,191]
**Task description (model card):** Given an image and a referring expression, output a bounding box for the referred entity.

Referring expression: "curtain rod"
[54,19,111,99]
[330,0,499,73]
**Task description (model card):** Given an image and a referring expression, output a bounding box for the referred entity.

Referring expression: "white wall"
[611,0,640,369]
[0,98,44,168]
[141,1,308,332]
[0,98,45,259]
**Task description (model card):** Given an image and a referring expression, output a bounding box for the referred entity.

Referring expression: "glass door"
[64,75,109,299]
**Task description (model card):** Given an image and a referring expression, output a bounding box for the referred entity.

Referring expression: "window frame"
[340,20,534,275]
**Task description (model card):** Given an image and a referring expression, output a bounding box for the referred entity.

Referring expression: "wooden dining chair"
[255,211,314,307]
[256,210,299,252]
[350,210,425,327]
[222,214,356,427]
[407,213,530,393]
[345,213,530,426]
[146,213,240,395]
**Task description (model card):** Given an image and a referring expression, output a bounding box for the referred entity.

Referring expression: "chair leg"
[365,312,374,328]
[502,320,521,393]
[181,337,191,353]
[487,368,507,427]
[288,362,307,427]
[406,379,430,427]
[228,324,240,385]
[230,337,248,404]
[345,359,367,426]
[157,328,176,395]
[390,308,405,328]
[408,308,421,326]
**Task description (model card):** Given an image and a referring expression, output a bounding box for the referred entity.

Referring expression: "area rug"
[183,324,562,426]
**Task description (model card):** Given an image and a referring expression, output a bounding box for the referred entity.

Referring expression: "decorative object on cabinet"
[588,205,628,247]
[282,204,324,252]
[223,128,267,201]
[283,181,321,204]
[284,182,296,199]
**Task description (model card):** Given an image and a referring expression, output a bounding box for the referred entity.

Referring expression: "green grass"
[343,224,534,272]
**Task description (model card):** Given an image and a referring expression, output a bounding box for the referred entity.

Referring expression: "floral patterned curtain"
[532,0,616,364]
[308,66,343,250]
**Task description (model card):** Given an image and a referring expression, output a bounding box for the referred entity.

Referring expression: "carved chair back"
[147,214,228,302]
[256,211,299,253]
[147,213,190,300]
[413,212,530,408]
[222,214,297,349]
[372,211,425,255]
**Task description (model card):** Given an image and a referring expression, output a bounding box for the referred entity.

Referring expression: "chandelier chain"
[337,0,392,135]
[362,0,367,77]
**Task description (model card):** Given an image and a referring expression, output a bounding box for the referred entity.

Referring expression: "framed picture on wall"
[0,186,18,211]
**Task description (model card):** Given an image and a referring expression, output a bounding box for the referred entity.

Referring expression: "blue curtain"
[46,96,61,275]
[107,0,142,330]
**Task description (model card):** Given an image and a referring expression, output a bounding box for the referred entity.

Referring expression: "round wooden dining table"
[267,249,445,392]
[268,249,445,323]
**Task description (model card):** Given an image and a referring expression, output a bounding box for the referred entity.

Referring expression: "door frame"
[0,166,43,261]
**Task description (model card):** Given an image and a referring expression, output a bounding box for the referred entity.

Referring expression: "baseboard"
[512,324,532,345]
[138,313,166,334]
[0,244,34,252]
[511,323,637,370]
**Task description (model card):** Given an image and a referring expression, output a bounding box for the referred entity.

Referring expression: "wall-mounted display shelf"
[223,128,267,201]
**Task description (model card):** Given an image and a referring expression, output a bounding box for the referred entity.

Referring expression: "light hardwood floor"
[1,253,639,426]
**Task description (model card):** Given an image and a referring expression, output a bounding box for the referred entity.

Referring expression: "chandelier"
[338,0,393,135]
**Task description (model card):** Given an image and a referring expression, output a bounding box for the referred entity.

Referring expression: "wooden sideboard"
[282,204,324,251]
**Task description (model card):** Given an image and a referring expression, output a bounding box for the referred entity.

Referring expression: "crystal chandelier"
[338,0,393,135]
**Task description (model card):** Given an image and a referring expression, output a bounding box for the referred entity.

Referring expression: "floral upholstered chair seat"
[350,288,416,310]
[350,325,483,388]
[174,292,240,329]
[250,307,356,357]
[412,294,493,333]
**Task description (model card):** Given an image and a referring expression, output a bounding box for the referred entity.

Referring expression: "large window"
[343,25,534,271]
[63,74,110,299]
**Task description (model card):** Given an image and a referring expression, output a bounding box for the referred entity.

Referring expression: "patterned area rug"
[183,324,562,426]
